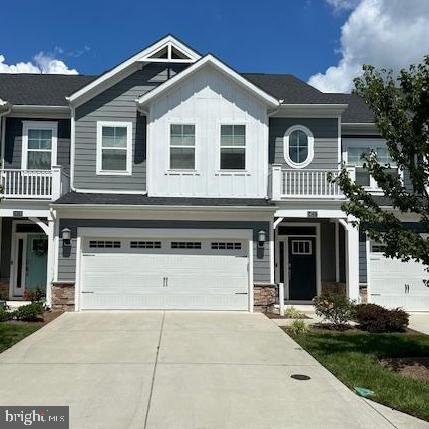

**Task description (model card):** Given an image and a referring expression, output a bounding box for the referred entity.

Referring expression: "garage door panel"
[80,236,250,311]
[369,252,429,311]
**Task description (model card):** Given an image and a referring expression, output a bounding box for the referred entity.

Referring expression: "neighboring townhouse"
[0,35,427,312]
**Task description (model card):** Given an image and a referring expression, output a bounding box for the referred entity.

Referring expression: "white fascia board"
[275,104,348,117]
[9,105,70,119]
[136,55,279,108]
[342,122,378,134]
[67,35,201,106]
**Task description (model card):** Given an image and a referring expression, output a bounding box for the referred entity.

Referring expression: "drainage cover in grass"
[290,374,311,380]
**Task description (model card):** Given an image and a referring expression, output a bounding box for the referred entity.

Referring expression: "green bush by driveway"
[288,329,429,422]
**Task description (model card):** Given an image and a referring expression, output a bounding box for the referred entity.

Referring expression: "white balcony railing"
[0,166,66,200]
[271,165,355,200]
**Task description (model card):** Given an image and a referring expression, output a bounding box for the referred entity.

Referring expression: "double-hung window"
[346,141,398,189]
[96,121,132,175]
[22,121,57,170]
[220,125,246,170]
[169,124,195,170]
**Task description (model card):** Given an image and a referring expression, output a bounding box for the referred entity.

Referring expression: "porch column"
[45,218,55,307]
[342,220,360,301]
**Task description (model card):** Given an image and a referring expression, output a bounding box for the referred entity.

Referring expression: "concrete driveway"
[409,313,429,335]
[0,311,406,429]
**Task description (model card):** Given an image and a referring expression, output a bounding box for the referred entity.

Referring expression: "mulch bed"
[264,312,311,320]
[381,357,429,382]
[4,310,64,325]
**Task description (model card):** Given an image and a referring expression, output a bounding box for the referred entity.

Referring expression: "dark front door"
[288,237,317,300]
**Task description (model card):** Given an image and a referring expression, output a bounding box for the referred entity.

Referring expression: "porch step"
[6,301,32,309]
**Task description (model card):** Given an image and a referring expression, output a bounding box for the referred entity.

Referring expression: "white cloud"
[325,0,360,12]
[309,0,429,92]
[0,52,78,74]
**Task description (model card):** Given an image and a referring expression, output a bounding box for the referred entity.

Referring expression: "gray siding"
[269,118,339,169]
[74,63,187,191]
[359,231,367,284]
[320,221,336,282]
[4,118,71,173]
[57,220,271,283]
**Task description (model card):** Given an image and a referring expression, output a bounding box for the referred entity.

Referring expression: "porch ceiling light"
[61,228,71,247]
[257,230,266,248]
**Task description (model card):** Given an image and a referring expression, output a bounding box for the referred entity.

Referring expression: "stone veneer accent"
[51,282,75,311]
[0,282,9,300]
[359,286,368,304]
[321,282,346,295]
[253,283,277,312]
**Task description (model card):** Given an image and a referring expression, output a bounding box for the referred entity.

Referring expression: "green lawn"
[287,329,429,422]
[0,322,43,354]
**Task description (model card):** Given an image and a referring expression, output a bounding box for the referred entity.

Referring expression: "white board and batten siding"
[77,229,253,311]
[369,250,429,311]
[147,65,269,198]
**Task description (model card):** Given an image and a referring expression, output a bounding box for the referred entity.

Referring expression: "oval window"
[289,130,308,164]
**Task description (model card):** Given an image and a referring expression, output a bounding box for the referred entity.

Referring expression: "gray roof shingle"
[0,70,374,123]
[54,192,275,207]
[0,73,96,106]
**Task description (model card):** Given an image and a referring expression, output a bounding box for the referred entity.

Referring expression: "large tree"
[335,57,429,269]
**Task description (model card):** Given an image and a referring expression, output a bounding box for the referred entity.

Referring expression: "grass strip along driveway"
[288,329,429,422]
[0,322,43,354]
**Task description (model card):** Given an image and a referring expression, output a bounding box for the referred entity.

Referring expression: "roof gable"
[137,55,279,108]
[67,35,201,107]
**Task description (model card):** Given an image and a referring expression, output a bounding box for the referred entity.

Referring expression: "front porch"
[273,214,360,305]
[0,215,55,304]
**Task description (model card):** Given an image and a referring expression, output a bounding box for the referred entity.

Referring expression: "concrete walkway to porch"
[0,311,423,429]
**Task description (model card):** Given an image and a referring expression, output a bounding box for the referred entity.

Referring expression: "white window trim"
[283,125,314,169]
[168,122,197,172]
[96,121,132,176]
[343,139,403,193]
[22,121,57,170]
[218,123,247,172]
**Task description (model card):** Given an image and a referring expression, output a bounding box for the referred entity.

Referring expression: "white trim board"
[275,222,322,301]
[96,121,133,176]
[67,35,201,107]
[21,121,58,170]
[137,55,279,108]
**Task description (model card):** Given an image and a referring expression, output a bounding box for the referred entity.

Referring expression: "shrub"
[15,302,44,322]
[288,319,308,335]
[0,308,13,322]
[23,288,45,303]
[285,306,306,319]
[355,303,409,333]
[313,292,355,327]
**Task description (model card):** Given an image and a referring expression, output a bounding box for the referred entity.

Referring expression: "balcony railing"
[271,165,355,200]
[0,166,68,200]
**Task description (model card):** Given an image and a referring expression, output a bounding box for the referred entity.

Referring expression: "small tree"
[334,57,429,270]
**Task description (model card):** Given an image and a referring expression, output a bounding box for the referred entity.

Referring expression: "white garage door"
[79,236,250,310]
[369,243,429,311]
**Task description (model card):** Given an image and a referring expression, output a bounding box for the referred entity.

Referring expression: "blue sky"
[0,0,347,79]
[1,0,428,92]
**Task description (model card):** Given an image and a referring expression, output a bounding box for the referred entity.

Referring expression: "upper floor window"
[284,125,314,168]
[22,121,57,170]
[220,125,246,170]
[96,121,132,175]
[346,142,399,189]
[170,124,195,170]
